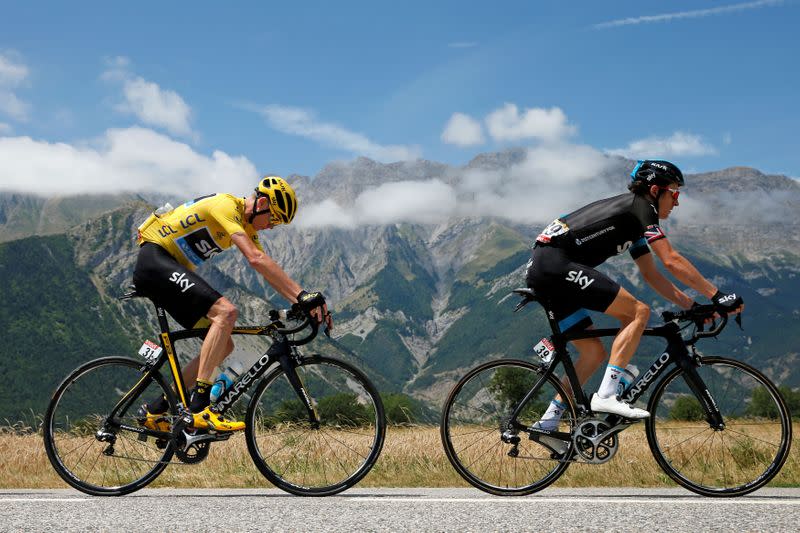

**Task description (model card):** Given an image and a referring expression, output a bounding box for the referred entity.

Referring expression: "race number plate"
[533,337,555,364]
[138,340,163,363]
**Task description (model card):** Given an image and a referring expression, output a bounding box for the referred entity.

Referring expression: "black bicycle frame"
[508,318,725,431]
[108,303,319,437]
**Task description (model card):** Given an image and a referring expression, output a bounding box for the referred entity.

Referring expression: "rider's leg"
[590,287,650,418]
[181,336,235,386]
[604,287,650,370]
[188,297,238,413]
[596,287,649,399]
[538,336,606,430]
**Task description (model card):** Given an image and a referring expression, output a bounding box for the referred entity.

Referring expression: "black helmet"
[630,160,684,187]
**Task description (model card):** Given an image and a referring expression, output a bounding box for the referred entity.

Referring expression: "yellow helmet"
[253,176,297,225]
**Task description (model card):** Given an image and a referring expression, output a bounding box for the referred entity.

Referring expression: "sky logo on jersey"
[566,270,595,290]
[176,228,223,266]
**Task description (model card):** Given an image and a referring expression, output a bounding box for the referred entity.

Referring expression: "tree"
[669,395,705,421]
[318,393,372,427]
[382,393,431,425]
[487,366,547,418]
[747,385,800,419]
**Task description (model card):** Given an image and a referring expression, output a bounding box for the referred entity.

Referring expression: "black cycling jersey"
[535,192,665,267]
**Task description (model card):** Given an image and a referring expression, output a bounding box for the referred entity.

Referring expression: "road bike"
[440,288,792,497]
[43,290,386,496]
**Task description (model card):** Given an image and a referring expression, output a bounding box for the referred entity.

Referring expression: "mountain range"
[1,150,798,423]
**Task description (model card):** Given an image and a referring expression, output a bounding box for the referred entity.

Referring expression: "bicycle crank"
[573,418,620,464]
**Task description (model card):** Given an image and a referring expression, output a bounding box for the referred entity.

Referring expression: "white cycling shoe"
[590,394,650,419]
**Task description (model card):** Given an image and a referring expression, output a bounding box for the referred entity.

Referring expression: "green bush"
[382,393,435,425]
[669,396,705,421]
[748,385,800,419]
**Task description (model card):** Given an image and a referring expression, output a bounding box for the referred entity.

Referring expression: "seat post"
[154,304,171,334]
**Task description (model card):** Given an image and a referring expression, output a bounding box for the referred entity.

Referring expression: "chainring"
[573,418,619,464]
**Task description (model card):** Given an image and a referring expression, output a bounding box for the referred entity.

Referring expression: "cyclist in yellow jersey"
[133,176,333,432]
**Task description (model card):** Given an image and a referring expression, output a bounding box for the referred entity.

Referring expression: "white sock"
[598,364,625,399]
[537,399,567,430]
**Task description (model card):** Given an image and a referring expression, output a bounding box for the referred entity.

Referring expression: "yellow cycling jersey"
[137,193,264,269]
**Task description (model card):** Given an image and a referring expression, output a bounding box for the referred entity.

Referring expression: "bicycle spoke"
[724,427,782,448]
[319,428,369,462]
[453,426,500,456]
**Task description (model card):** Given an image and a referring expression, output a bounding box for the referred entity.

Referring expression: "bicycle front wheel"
[646,356,792,496]
[441,359,576,496]
[245,355,385,496]
[43,357,176,496]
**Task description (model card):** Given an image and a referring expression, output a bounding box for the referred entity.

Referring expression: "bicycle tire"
[440,359,576,496]
[43,357,177,496]
[245,355,385,496]
[646,356,792,497]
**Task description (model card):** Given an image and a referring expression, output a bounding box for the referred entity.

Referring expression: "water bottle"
[154,202,174,216]
[210,361,243,402]
[618,364,639,396]
[210,373,234,403]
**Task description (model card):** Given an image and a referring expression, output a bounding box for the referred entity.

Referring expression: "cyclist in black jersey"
[527,160,744,424]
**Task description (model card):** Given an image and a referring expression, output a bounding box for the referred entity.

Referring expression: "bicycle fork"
[676,352,725,429]
[272,338,321,428]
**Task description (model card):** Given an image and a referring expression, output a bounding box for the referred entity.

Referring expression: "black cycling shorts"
[132,242,222,329]
[525,245,621,333]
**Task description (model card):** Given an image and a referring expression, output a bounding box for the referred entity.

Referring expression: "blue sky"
[0,0,798,200]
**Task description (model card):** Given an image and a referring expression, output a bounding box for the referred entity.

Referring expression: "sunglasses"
[657,186,680,201]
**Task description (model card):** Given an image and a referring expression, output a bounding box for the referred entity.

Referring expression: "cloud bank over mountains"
[0,51,791,231]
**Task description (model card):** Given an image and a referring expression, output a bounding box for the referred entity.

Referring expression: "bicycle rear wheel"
[440,359,576,496]
[646,356,792,496]
[43,357,176,496]
[245,355,385,496]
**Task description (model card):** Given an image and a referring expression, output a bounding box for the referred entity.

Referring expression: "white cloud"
[0,127,257,197]
[723,132,733,145]
[606,132,717,158]
[103,57,195,139]
[251,104,421,163]
[0,53,29,86]
[441,112,484,147]
[0,91,29,121]
[298,143,614,228]
[595,0,784,29]
[0,52,30,122]
[0,122,11,135]
[119,77,194,137]
[485,104,577,143]
[297,180,457,229]
[357,180,457,224]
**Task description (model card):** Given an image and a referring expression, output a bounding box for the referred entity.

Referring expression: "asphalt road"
[1,487,798,532]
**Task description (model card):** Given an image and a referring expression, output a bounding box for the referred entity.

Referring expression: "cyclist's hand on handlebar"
[711,290,745,315]
[297,290,334,332]
[689,301,715,325]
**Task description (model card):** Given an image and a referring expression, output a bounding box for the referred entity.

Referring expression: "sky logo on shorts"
[170,272,195,293]
[566,270,595,290]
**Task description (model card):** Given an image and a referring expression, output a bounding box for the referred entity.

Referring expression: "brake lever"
[324,326,331,338]
[735,312,743,330]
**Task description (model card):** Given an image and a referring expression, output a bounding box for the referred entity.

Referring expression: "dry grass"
[3,424,798,490]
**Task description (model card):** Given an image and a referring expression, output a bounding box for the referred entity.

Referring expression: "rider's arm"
[649,238,717,299]
[634,252,695,309]
[231,232,303,303]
